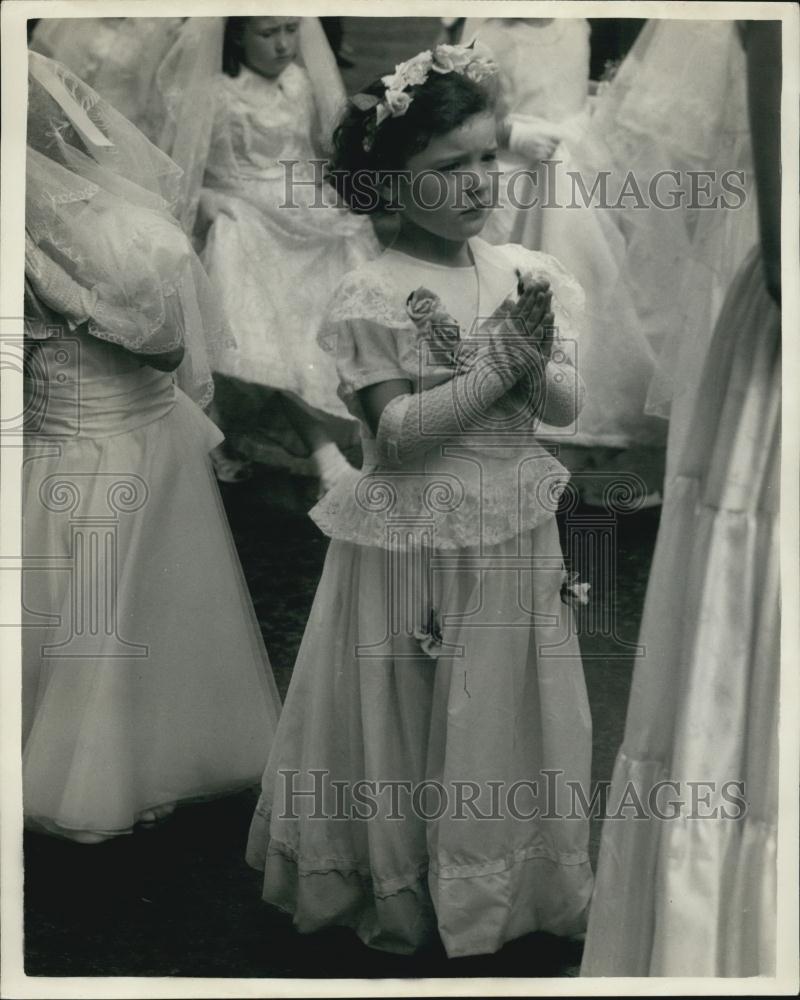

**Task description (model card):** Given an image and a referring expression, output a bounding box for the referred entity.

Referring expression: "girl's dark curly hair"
[328,68,496,215]
[222,17,247,77]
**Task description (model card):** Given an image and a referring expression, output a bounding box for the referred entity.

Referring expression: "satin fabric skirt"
[22,365,281,839]
[580,249,780,976]
[247,516,593,957]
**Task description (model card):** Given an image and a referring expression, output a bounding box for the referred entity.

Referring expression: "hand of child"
[508,123,559,163]
[478,295,548,391]
[515,271,556,360]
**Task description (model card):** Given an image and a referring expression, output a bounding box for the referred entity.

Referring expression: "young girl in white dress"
[22,54,281,844]
[159,17,380,486]
[461,18,667,503]
[246,45,593,957]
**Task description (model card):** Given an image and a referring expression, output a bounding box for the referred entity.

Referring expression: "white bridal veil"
[26,51,225,406]
[154,16,347,233]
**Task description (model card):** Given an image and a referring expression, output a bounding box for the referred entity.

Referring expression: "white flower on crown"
[382,50,433,92]
[361,43,498,150]
[430,44,473,74]
[377,89,412,124]
[464,57,497,84]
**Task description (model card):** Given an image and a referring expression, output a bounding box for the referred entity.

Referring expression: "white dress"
[22,322,281,840]
[580,248,779,976]
[476,19,667,496]
[246,238,593,957]
[201,62,379,462]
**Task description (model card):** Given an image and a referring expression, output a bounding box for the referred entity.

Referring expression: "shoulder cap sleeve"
[319,266,418,419]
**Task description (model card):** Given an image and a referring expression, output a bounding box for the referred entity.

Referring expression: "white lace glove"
[480,290,586,429]
[375,346,518,467]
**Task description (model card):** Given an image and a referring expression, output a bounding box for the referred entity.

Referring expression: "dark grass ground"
[24,463,661,979]
[22,15,663,982]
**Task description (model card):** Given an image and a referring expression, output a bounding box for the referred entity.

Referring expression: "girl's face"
[395,113,498,245]
[241,17,301,79]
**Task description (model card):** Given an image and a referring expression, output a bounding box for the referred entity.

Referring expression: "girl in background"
[246,45,593,956]
[157,17,380,487]
[23,54,280,843]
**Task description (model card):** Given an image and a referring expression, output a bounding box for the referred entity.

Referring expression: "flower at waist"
[560,571,591,607]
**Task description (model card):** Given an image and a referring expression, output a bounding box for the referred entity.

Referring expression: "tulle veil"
[25,50,228,407]
[154,16,347,234]
[567,19,756,473]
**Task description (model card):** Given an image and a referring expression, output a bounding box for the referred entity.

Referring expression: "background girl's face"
[241,18,301,79]
[395,112,498,244]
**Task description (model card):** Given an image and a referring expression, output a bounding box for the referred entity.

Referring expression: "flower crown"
[352,42,497,152]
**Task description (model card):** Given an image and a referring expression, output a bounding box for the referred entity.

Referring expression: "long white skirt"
[22,366,281,838]
[246,516,593,957]
[580,248,779,976]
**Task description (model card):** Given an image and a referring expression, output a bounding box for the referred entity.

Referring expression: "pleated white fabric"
[247,522,593,957]
[580,248,779,976]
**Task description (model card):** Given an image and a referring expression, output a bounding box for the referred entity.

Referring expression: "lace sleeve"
[319,268,419,419]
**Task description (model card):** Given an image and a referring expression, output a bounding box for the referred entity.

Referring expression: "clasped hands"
[475,273,556,390]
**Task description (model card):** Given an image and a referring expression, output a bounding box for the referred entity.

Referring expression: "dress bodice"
[205,62,319,186]
[480,19,590,123]
[308,239,586,550]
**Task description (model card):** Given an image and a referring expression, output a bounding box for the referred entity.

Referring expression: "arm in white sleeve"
[25,236,97,324]
[535,357,586,426]
[375,348,526,467]
[25,236,185,370]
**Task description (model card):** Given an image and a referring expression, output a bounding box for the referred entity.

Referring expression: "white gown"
[580,248,779,976]
[246,238,593,957]
[22,323,281,840]
[201,62,379,463]
[476,19,666,476]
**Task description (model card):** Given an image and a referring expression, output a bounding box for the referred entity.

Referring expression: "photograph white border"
[2,2,798,997]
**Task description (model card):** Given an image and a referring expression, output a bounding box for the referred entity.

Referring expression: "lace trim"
[309,453,570,550]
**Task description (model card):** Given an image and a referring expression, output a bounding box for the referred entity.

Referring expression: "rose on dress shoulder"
[406,287,468,368]
[406,287,441,326]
